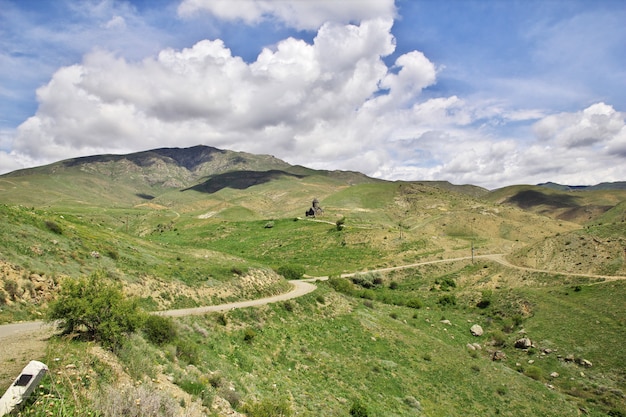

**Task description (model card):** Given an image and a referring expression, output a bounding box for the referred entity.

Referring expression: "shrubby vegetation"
[276,264,305,280]
[46,271,144,349]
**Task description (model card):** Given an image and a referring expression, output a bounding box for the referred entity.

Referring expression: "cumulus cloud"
[11,18,438,169]
[178,0,396,30]
[5,5,626,189]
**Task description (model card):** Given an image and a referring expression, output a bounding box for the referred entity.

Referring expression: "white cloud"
[102,15,127,30]
[178,0,396,30]
[11,18,432,167]
[533,102,624,149]
[4,4,626,190]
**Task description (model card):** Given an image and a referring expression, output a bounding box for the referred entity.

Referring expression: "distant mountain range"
[538,181,626,191]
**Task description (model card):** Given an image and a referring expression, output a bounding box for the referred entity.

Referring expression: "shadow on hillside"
[505,189,581,209]
[183,170,306,194]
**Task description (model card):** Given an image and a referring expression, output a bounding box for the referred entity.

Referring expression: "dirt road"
[155,279,319,317]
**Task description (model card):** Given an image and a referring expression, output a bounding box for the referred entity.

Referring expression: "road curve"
[154,280,318,317]
[3,252,626,340]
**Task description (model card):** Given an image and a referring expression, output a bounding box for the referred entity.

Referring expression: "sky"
[1,0,625,189]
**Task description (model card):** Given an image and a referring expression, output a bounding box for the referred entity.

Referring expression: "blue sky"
[1,0,625,188]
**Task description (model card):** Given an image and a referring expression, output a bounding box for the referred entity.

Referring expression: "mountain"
[538,181,626,191]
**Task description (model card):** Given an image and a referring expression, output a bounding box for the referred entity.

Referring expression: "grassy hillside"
[1,146,625,416]
[486,184,626,224]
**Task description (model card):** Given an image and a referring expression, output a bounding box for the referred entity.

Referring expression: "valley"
[0,146,625,416]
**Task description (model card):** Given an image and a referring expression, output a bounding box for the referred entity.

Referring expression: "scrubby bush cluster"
[46,271,144,349]
[328,276,423,310]
[276,264,305,280]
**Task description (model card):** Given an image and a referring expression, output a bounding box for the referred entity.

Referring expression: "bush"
[491,330,507,347]
[328,277,353,294]
[241,397,293,417]
[349,399,369,417]
[351,272,382,289]
[143,315,177,346]
[45,220,63,234]
[389,281,399,290]
[4,279,19,301]
[524,365,543,381]
[175,338,199,364]
[46,271,144,349]
[406,298,423,309]
[244,328,257,343]
[276,264,305,280]
[336,217,345,231]
[437,294,457,307]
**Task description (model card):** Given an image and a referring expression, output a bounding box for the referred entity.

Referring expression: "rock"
[564,354,575,362]
[441,319,452,325]
[472,343,482,350]
[514,337,532,349]
[550,372,559,378]
[492,351,506,361]
[577,358,593,368]
[470,324,484,336]
[466,343,476,351]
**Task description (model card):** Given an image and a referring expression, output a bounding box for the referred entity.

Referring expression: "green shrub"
[437,294,457,307]
[276,264,305,280]
[46,271,144,349]
[336,217,345,231]
[283,301,294,312]
[477,290,492,309]
[241,397,293,417]
[315,295,325,304]
[491,330,507,347]
[351,272,382,289]
[244,328,257,343]
[389,281,399,290]
[175,337,199,364]
[143,315,177,346]
[216,313,228,326]
[349,399,369,417]
[45,220,63,234]
[524,366,543,381]
[328,277,353,294]
[406,298,423,309]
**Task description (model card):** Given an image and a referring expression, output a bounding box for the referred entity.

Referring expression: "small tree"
[47,271,144,349]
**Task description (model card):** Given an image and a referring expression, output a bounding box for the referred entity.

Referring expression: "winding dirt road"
[3,253,626,341]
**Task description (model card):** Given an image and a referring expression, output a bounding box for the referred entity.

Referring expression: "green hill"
[1,146,625,416]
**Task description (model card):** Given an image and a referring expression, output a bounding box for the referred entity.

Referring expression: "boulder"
[470,324,483,336]
[514,337,532,349]
[492,351,506,361]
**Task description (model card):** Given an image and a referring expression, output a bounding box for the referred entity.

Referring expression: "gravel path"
[154,279,319,317]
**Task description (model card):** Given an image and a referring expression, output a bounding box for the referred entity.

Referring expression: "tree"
[47,271,144,349]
